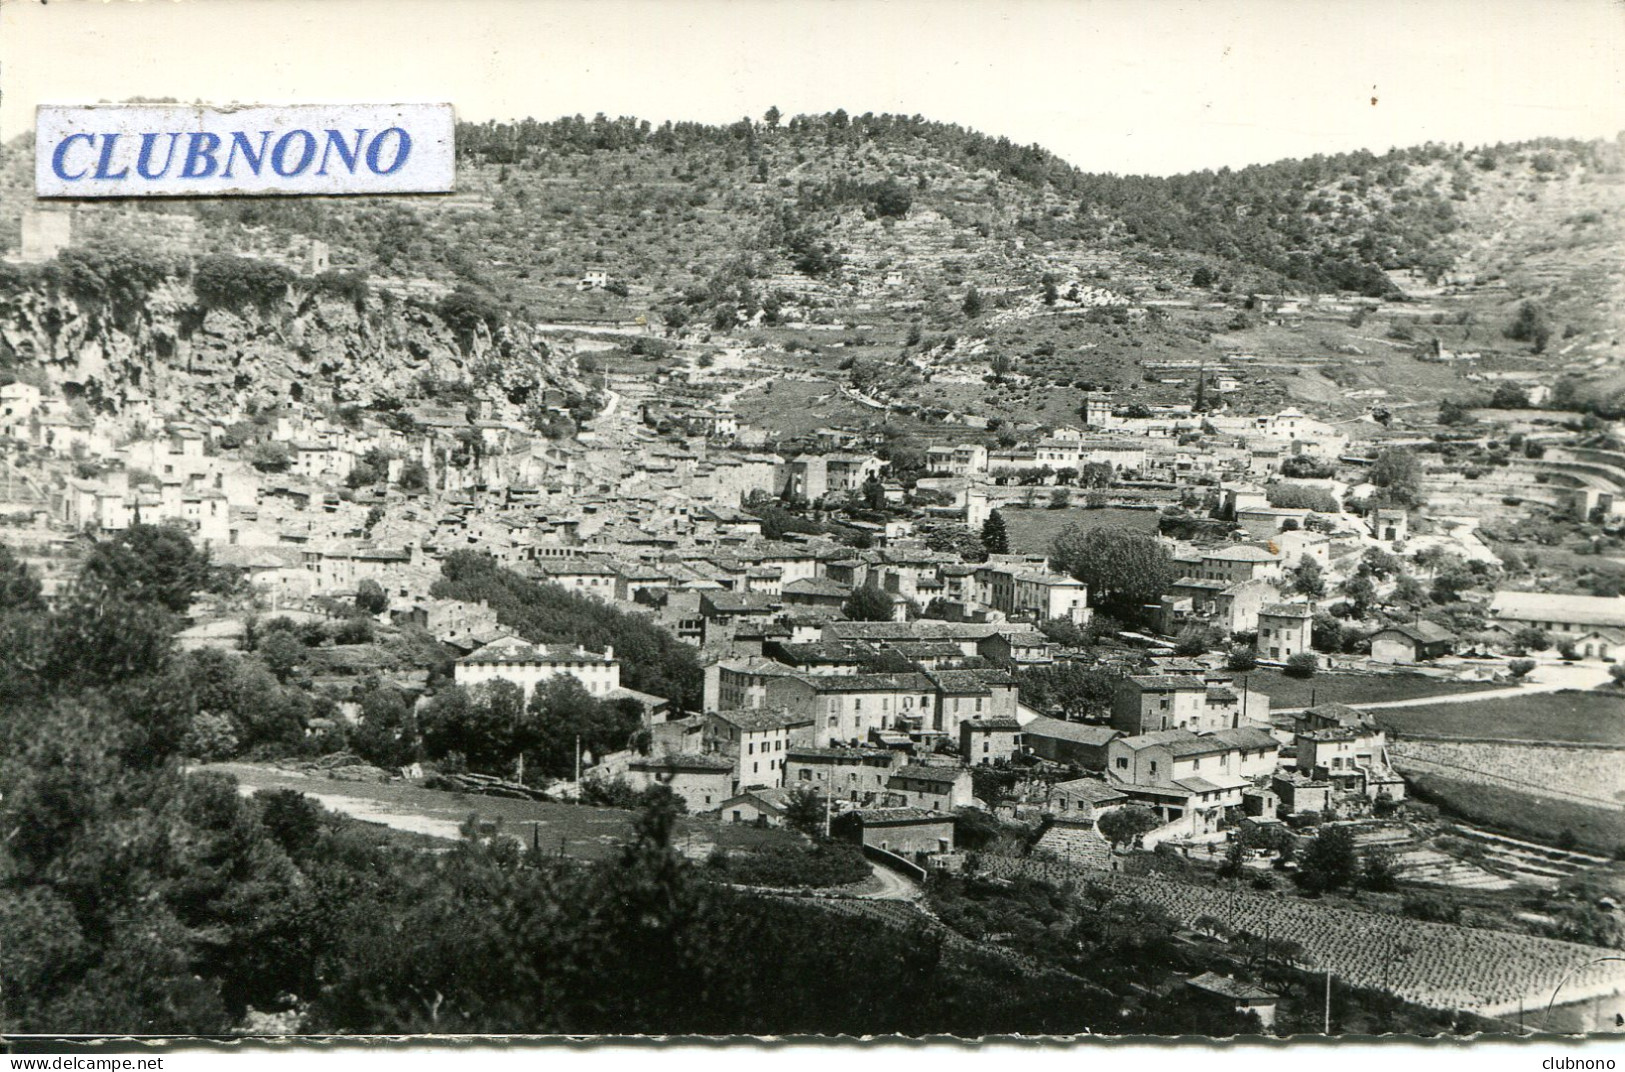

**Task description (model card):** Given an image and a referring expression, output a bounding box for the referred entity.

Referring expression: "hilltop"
[2,113,1622,431]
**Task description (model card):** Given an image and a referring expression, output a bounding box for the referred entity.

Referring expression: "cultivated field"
[977,855,1625,1017]
[202,762,795,860]
[1242,670,1502,710]
[1373,691,1625,745]
[1000,505,1161,555]
[1404,770,1625,855]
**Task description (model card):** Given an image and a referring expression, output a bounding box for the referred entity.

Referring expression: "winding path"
[860,859,922,901]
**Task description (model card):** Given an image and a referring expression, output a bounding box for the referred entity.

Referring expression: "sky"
[2,0,1622,176]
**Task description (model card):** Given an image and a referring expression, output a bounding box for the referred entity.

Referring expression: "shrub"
[246,441,292,472]
[398,459,429,491]
[331,617,375,645]
[706,841,870,889]
[1508,658,1537,679]
[435,287,506,349]
[1098,805,1161,849]
[1284,652,1318,678]
[1510,626,1550,654]
[345,462,381,489]
[312,269,370,308]
[1267,483,1338,512]
[355,579,389,616]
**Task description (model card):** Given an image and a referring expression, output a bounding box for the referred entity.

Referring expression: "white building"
[1257,603,1315,661]
[454,636,622,699]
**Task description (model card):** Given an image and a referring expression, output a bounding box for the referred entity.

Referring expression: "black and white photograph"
[1,0,1624,1047]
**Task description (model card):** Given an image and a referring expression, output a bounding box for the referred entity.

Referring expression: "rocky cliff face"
[0,275,593,425]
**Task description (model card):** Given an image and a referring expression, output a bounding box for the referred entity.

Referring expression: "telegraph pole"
[1324,970,1333,1035]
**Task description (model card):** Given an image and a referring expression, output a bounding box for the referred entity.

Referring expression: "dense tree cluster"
[192,254,295,313]
[1016,660,1119,719]
[1049,524,1173,623]
[431,551,702,709]
[418,676,645,781]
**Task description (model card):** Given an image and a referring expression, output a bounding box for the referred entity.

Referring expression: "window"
[799,769,811,782]
[753,762,758,774]
[1115,757,1128,770]
[854,698,863,712]
[1192,758,1201,770]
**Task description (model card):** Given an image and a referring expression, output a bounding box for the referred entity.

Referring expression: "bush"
[578,778,687,813]
[1509,658,1537,679]
[1510,627,1550,654]
[707,841,870,889]
[435,287,505,349]
[345,462,381,489]
[1284,652,1318,678]
[355,579,388,616]
[312,269,370,308]
[398,459,429,491]
[331,617,375,645]
[1267,483,1338,512]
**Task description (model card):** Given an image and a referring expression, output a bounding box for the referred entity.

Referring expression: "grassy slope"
[1372,690,1625,745]
[4,128,1617,431]
[1405,771,1625,855]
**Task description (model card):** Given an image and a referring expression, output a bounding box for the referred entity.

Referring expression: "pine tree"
[980,510,1010,556]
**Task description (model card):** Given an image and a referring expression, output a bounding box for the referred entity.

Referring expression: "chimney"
[604,645,615,661]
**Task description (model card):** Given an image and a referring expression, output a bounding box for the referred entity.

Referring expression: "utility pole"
[574,735,582,784]
[1324,970,1333,1035]
[823,771,833,839]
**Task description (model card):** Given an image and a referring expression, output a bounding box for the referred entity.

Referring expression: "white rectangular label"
[35,103,455,197]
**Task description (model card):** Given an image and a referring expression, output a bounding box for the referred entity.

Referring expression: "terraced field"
[975,854,1625,1016]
